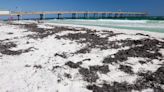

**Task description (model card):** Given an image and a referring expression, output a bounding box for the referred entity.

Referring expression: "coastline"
[0,21,164,92]
[45,22,164,38]
[12,19,164,38]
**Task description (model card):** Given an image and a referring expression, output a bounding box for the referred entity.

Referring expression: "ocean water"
[46,19,164,33]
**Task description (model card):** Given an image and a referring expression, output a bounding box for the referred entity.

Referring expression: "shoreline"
[12,20,164,38]
[45,22,164,38]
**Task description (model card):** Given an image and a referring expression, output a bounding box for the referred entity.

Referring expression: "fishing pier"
[0,11,148,20]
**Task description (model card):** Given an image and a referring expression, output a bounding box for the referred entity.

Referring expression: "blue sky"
[0,0,164,16]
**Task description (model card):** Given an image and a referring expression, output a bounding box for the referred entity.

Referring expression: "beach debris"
[65,61,82,68]
[64,73,72,79]
[54,53,67,58]
[136,33,150,37]
[25,64,31,67]
[7,32,14,35]
[33,65,42,69]
[82,58,91,61]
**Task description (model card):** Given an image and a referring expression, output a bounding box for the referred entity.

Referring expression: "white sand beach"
[0,21,164,92]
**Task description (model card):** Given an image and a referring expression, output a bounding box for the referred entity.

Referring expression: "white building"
[0,10,10,15]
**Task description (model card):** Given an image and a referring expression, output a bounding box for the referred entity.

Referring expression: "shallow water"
[46,19,164,33]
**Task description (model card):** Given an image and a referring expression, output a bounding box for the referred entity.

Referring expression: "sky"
[0,0,164,16]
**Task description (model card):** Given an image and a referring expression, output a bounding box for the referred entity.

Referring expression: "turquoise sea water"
[46,19,164,33]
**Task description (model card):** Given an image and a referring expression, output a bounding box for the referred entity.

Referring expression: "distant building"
[0,9,10,15]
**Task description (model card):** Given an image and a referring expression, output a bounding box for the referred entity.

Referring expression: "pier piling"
[40,14,44,20]
[57,13,62,19]
[17,15,20,21]
[107,13,112,18]
[102,13,106,19]
[115,13,119,18]
[84,13,88,19]
[93,13,98,19]
[72,13,77,19]
[119,14,123,18]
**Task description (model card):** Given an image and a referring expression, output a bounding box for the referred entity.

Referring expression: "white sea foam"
[95,19,148,23]
[56,19,148,23]
[47,19,164,33]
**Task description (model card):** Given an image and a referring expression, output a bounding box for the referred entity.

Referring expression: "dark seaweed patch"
[57,30,123,53]
[1,49,22,55]
[136,33,150,37]
[1,47,33,55]
[139,60,147,64]
[119,65,134,74]
[64,73,72,79]
[87,82,133,92]
[0,42,17,50]
[25,64,31,67]
[74,46,91,54]
[65,61,82,68]
[0,41,33,55]
[52,66,62,71]
[89,65,110,74]
[87,81,164,92]
[82,58,91,61]
[7,32,14,35]
[21,23,69,39]
[54,53,67,58]
[33,65,42,69]
[19,23,89,39]
[137,67,164,85]
[79,67,99,83]
[103,42,163,64]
